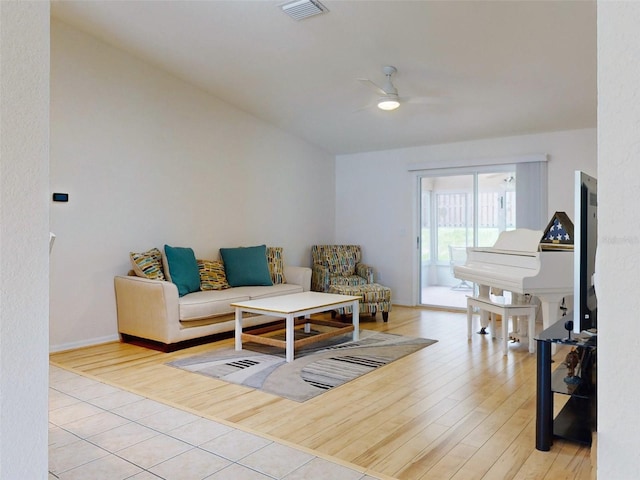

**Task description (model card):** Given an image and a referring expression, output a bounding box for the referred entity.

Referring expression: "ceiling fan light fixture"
[377,96,400,111]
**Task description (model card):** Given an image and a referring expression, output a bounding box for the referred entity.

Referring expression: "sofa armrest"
[114,275,179,343]
[311,264,330,292]
[284,265,312,291]
[356,263,375,283]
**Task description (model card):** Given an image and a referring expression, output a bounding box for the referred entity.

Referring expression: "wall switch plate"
[52,193,69,202]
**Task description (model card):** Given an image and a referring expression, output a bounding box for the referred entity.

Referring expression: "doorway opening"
[419,169,516,309]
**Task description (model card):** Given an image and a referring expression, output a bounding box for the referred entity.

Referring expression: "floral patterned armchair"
[311,245,374,293]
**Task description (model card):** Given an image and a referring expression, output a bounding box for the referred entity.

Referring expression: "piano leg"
[511,293,527,338]
[478,284,491,334]
[539,293,571,355]
[505,293,536,353]
[539,294,569,331]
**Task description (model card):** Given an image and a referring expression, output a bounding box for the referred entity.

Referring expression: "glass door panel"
[420,175,474,308]
[477,172,516,247]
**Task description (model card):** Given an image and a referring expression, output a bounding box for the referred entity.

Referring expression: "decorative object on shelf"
[540,211,574,250]
[564,348,581,385]
[564,319,574,342]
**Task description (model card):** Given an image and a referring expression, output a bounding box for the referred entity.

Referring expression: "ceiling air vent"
[281,0,328,21]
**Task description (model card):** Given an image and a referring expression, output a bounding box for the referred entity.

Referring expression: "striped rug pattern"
[168,330,437,402]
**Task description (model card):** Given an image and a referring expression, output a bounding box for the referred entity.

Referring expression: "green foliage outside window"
[421,227,503,262]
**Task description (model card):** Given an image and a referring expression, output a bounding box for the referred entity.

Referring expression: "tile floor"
[49,365,384,480]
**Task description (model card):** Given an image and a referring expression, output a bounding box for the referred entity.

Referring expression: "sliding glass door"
[419,168,516,309]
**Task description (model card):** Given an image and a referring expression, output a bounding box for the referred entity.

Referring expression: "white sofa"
[114,265,311,351]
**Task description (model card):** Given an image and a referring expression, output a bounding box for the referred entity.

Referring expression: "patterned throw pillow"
[266,246,286,284]
[198,259,230,290]
[130,248,165,280]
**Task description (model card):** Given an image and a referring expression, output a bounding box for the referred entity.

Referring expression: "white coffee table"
[231,291,361,362]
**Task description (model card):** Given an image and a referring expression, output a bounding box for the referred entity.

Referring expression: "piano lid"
[455,227,573,297]
[472,228,543,256]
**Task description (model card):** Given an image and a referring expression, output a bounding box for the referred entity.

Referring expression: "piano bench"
[466,296,537,355]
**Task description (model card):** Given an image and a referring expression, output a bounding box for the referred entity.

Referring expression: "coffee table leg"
[286,313,295,362]
[235,308,243,351]
[352,300,359,341]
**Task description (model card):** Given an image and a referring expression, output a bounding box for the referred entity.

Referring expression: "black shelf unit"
[535,321,597,451]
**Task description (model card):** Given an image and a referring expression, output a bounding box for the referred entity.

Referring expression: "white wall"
[335,129,596,306]
[50,20,336,351]
[45,5,640,476]
[0,1,50,477]
[8,1,638,476]
[597,2,640,477]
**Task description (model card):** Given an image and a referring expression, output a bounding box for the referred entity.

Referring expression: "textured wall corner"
[597,2,640,478]
[0,1,50,478]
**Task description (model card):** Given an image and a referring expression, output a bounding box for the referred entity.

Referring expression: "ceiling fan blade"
[353,101,377,113]
[400,97,449,105]
[357,78,386,96]
[401,95,449,105]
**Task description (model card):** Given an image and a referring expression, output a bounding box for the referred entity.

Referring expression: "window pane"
[432,175,474,265]
[477,172,516,247]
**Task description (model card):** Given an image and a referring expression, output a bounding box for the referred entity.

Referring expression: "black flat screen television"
[573,171,597,333]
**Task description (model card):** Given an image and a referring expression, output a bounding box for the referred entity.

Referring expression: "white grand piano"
[453,229,573,337]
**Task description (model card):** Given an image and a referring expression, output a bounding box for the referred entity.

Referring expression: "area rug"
[167,330,437,402]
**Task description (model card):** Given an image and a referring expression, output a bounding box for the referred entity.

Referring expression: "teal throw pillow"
[164,245,201,297]
[219,244,274,287]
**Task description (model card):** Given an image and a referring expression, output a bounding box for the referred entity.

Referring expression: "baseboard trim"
[50,334,120,353]
[120,320,288,353]
[120,332,236,353]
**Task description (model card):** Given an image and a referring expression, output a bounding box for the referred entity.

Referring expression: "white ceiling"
[51,0,597,155]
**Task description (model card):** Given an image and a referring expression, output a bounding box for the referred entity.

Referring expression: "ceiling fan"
[358,65,443,112]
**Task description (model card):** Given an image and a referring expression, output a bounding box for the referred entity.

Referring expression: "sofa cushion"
[234,283,303,300]
[329,275,368,288]
[178,283,304,323]
[266,246,287,285]
[178,290,251,322]
[219,244,273,287]
[164,245,201,297]
[197,259,230,290]
[130,248,165,280]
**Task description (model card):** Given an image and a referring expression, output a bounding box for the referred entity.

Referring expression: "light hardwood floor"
[50,306,594,480]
